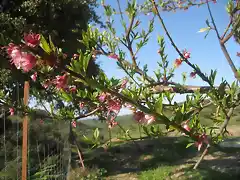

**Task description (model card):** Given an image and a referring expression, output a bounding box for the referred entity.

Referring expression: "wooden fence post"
[22,81,29,180]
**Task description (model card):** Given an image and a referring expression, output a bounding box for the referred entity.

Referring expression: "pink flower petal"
[9,108,14,115]
[24,33,40,48]
[31,72,37,82]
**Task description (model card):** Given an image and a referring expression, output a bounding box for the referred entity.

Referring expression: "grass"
[69,104,240,179]
[71,136,240,179]
[3,105,240,179]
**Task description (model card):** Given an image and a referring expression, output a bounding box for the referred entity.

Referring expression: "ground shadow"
[80,136,199,177]
[168,160,240,180]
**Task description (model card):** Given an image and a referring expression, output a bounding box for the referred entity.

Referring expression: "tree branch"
[116,0,124,21]
[206,1,240,80]
[221,18,232,40]
[64,67,198,141]
[151,0,212,86]
[216,107,234,137]
[193,144,210,169]
[94,47,155,83]
[152,85,218,94]
[206,2,221,39]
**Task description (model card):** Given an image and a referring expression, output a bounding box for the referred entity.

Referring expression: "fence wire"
[0,108,71,180]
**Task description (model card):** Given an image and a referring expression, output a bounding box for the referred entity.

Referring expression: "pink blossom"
[31,72,37,82]
[6,43,21,59]
[79,102,84,108]
[42,79,51,89]
[181,120,191,136]
[124,103,136,111]
[183,50,191,59]
[108,53,119,60]
[195,134,209,151]
[99,92,107,102]
[6,44,37,72]
[144,114,156,125]
[133,111,145,123]
[73,54,79,59]
[19,53,37,72]
[71,120,77,128]
[121,79,128,89]
[92,54,97,60]
[40,119,44,124]
[24,33,40,48]
[178,0,184,5]
[183,124,191,132]
[190,72,197,78]
[69,85,77,93]
[63,53,68,59]
[107,100,122,114]
[108,120,118,129]
[133,111,155,125]
[9,108,14,115]
[174,58,182,68]
[53,74,68,90]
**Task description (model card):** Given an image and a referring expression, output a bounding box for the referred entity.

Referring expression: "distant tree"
[0,0,102,104]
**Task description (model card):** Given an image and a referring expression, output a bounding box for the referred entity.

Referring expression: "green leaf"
[204,30,210,39]
[40,35,52,54]
[48,35,56,52]
[82,135,93,144]
[155,95,163,114]
[93,128,100,140]
[218,81,227,98]
[104,5,113,17]
[60,90,72,102]
[142,126,151,136]
[226,0,234,14]
[83,52,92,72]
[174,110,183,124]
[198,27,211,33]
[186,142,194,148]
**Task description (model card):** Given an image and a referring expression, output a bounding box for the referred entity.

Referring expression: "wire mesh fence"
[0,108,71,180]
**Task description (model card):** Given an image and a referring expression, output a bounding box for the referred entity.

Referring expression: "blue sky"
[92,0,239,115]
[33,0,239,117]
[94,0,239,83]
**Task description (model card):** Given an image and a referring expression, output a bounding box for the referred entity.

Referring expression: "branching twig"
[95,46,155,82]
[64,67,198,140]
[216,107,234,137]
[206,2,221,39]
[206,2,240,80]
[116,0,124,21]
[221,19,232,40]
[151,0,212,85]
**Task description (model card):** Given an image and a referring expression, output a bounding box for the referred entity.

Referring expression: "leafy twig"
[65,68,199,140]
[95,45,155,82]
[151,0,212,85]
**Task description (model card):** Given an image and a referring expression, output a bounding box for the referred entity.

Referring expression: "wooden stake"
[22,81,29,180]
